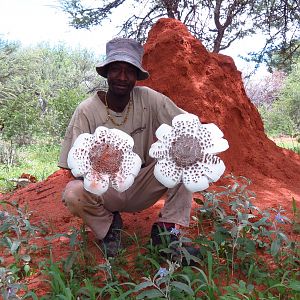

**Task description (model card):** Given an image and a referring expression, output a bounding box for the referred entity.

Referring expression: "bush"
[258,102,298,137]
[0,43,101,145]
[254,60,300,137]
[39,88,87,142]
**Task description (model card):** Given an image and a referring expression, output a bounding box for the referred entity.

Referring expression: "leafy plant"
[0,201,47,299]
[1,172,299,299]
[0,43,101,145]
[0,201,43,273]
[256,57,300,139]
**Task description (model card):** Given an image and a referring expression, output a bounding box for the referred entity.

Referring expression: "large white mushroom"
[149,113,229,192]
[67,126,142,195]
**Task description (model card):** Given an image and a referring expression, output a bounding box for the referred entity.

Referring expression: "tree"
[245,0,300,72]
[278,59,300,132]
[59,0,300,71]
[0,39,21,99]
[245,71,286,107]
[248,59,300,137]
[264,40,300,73]
[0,43,100,144]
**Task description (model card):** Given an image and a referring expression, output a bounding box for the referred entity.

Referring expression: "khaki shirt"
[59,86,185,169]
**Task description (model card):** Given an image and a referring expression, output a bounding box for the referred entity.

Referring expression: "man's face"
[107,61,138,96]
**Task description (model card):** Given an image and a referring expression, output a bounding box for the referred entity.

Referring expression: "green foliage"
[134,260,195,299]
[0,139,17,165]
[0,91,40,144]
[0,201,46,299]
[1,173,299,299]
[195,176,294,260]
[0,42,100,145]
[273,138,300,155]
[0,142,60,193]
[0,201,43,263]
[0,39,21,92]
[258,104,297,137]
[278,61,300,132]
[257,57,300,138]
[268,40,300,73]
[42,88,86,142]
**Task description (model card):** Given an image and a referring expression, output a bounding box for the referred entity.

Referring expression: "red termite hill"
[140,18,300,203]
[1,18,299,236]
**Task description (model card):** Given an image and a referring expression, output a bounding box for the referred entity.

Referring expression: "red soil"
[1,18,299,295]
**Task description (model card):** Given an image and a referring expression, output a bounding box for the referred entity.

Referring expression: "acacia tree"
[245,60,300,137]
[246,0,300,72]
[0,40,22,99]
[0,43,100,144]
[278,59,300,132]
[245,70,286,107]
[60,0,300,70]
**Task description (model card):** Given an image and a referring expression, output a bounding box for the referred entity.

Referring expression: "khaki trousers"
[62,161,193,240]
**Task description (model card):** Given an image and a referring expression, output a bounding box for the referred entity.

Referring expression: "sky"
[0,0,114,55]
[0,0,268,77]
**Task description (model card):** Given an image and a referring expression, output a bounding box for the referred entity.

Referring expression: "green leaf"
[288,280,300,291]
[0,222,12,232]
[292,197,298,214]
[180,246,192,265]
[207,251,213,283]
[271,239,281,256]
[136,288,164,299]
[170,281,194,295]
[193,197,204,205]
[21,254,31,262]
[176,274,191,285]
[145,257,161,269]
[278,232,289,242]
[63,251,78,273]
[231,182,239,192]
[214,231,228,243]
[24,264,30,275]
[134,280,155,292]
[10,240,21,253]
[23,291,39,300]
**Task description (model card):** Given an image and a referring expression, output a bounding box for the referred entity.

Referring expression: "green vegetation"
[258,59,300,139]
[1,176,299,299]
[0,39,103,146]
[0,141,60,193]
[273,138,300,155]
[0,39,103,192]
[247,56,300,141]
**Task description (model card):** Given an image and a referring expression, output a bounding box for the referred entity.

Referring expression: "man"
[59,38,195,257]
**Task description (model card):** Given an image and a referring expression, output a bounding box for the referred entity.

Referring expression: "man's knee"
[62,180,85,214]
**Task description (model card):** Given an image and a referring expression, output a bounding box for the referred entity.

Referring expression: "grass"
[272,136,300,154]
[0,141,60,193]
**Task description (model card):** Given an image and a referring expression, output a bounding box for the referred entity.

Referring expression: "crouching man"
[59,38,197,258]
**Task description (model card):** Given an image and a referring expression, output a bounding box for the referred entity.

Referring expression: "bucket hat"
[96,38,149,81]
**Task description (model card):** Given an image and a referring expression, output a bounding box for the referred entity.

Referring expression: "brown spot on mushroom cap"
[170,134,204,167]
[89,142,123,176]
